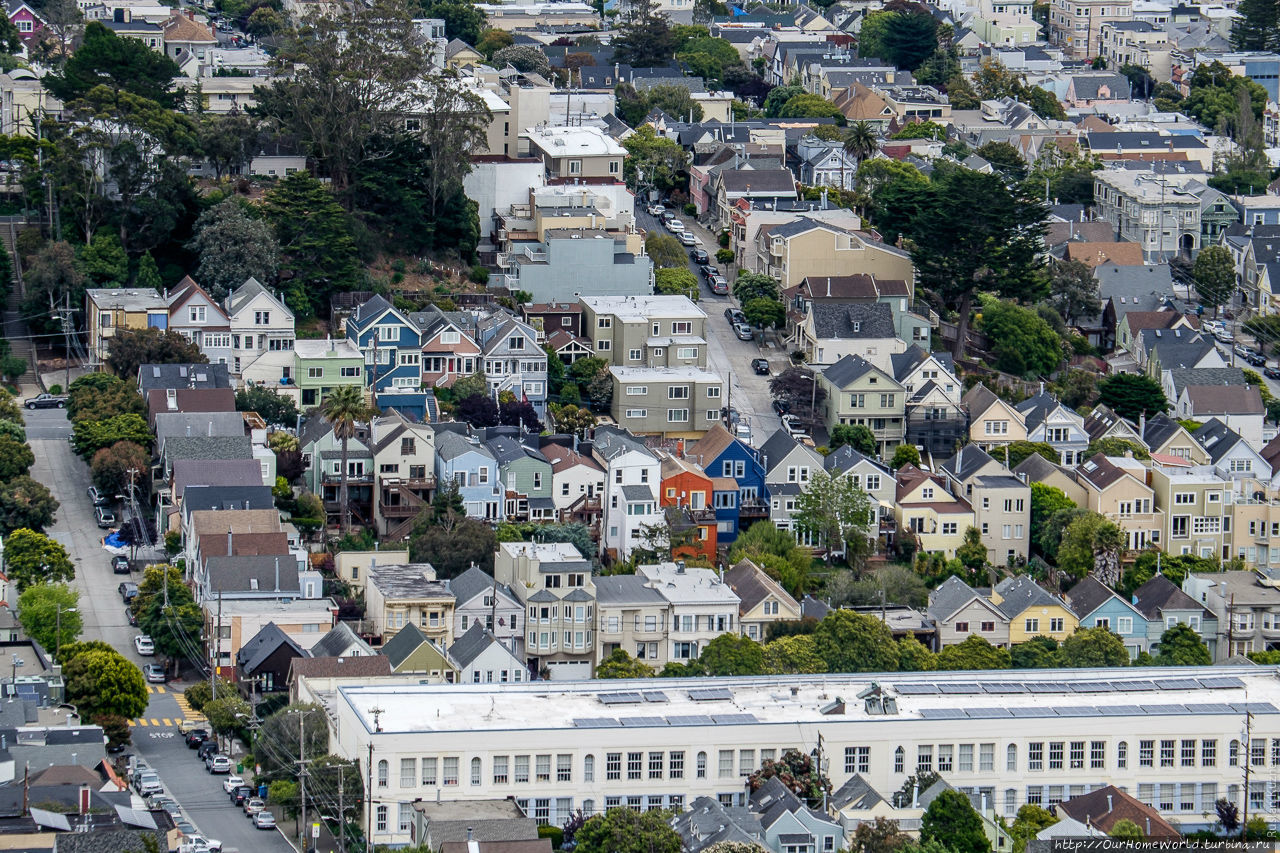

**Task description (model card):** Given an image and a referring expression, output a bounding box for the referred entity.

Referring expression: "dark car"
[751,358,770,375]
[724,308,746,325]
[1247,351,1267,366]
[125,606,138,627]
[197,740,219,761]
[111,555,130,574]
[24,393,66,410]
[697,264,715,279]
[1266,367,1280,379]
[690,248,709,264]
[118,582,138,602]
[230,785,254,806]
[772,399,791,416]
[185,729,210,748]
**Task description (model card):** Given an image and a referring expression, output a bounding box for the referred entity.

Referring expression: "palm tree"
[321,385,374,534]
[842,120,879,191]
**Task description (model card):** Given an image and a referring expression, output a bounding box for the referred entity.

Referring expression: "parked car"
[222,775,245,794]
[111,555,130,574]
[667,218,684,232]
[25,393,66,410]
[750,358,770,375]
[118,582,139,602]
[724,308,746,325]
[781,414,809,439]
[185,729,210,748]
[87,486,111,507]
[690,248,709,264]
[134,770,162,797]
[708,275,729,295]
[134,635,155,656]
[1234,343,1252,359]
[206,754,231,774]
[243,798,266,818]
[1215,328,1235,343]
[254,811,277,830]
[697,264,714,279]
[772,399,791,416]
[179,835,223,853]
[125,607,138,627]
[197,740,219,761]
[1248,351,1267,366]
[1265,367,1280,380]
[679,231,698,247]
[733,322,754,341]
[646,203,664,216]
[94,506,116,528]
[143,663,166,683]
[230,785,254,806]
[660,210,675,224]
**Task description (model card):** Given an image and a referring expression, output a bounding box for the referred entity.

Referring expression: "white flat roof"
[582,294,706,322]
[333,666,1277,735]
[524,125,626,158]
[610,366,723,383]
[294,339,361,358]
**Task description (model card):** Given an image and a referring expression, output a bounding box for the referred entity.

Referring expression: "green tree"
[188,199,281,300]
[595,648,655,678]
[1232,0,1278,52]
[1030,483,1075,555]
[104,327,207,380]
[1058,625,1129,667]
[813,610,899,672]
[1012,635,1061,668]
[697,633,765,675]
[610,0,676,68]
[1010,805,1057,853]
[998,441,1058,469]
[4,528,74,591]
[891,445,921,468]
[654,267,699,300]
[827,565,928,609]
[955,526,988,571]
[859,8,938,71]
[776,93,845,122]
[64,646,148,720]
[261,173,361,317]
[921,789,990,853]
[645,233,686,269]
[475,28,513,58]
[747,748,831,806]
[575,808,682,853]
[17,583,80,656]
[132,565,203,671]
[90,441,150,501]
[409,505,498,578]
[71,413,152,460]
[897,636,937,671]
[1055,511,1125,583]
[78,233,128,289]
[727,523,814,598]
[977,297,1063,377]
[133,251,162,291]
[763,635,827,674]
[732,272,780,303]
[0,476,59,535]
[1154,623,1211,666]
[492,44,550,76]
[45,21,181,106]
[21,241,85,337]
[623,126,688,192]
[1085,437,1149,460]
[204,694,252,735]
[0,436,33,480]
[794,470,872,562]
[236,385,300,426]
[936,635,1012,671]
[1024,145,1102,206]
[852,817,913,853]
[743,297,785,329]
[321,386,376,534]
[830,424,877,456]
[420,0,484,42]
[1192,245,1237,316]
[1109,819,1144,840]
[1095,373,1168,422]
[253,703,329,780]
[1048,259,1100,326]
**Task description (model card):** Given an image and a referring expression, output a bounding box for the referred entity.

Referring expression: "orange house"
[658,452,717,563]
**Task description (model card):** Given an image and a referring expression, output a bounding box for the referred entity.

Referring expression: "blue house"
[433,425,503,521]
[347,295,426,414]
[1064,576,1153,660]
[687,423,765,544]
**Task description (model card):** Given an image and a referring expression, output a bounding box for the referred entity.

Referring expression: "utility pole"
[211,591,222,701]
[295,711,309,853]
[365,742,374,853]
[1242,705,1253,829]
[338,764,346,853]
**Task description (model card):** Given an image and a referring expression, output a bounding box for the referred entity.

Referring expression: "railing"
[322,472,374,485]
[740,500,769,517]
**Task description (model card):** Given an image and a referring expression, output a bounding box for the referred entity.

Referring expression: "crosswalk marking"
[162,718,172,727]
[155,686,165,694]
[145,685,167,694]
[127,719,135,727]
[137,718,148,726]
[151,719,160,726]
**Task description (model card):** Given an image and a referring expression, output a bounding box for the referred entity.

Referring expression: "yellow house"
[1075,453,1164,551]
[723,558,801,641]
[1142,413,1210,464]
[894,465,974,558]
[992,575,1079,644]
[753,219,917,290]
[963,383,1028,450]
[84,287,170,368]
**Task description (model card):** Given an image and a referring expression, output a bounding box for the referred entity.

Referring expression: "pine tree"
[1231,0,1278,50]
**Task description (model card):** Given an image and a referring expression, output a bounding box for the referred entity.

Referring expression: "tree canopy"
[5,528,75,591]
[575,808,682,853]
[1095,373,1168,422]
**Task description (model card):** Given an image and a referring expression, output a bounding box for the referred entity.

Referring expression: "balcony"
[321,471,374,486]
[740,499,769,518]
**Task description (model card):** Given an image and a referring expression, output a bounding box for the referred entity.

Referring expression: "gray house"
[447,564,524,660]
[434,427,502,521]
[927,575,1010,649]
[760,429,824,532]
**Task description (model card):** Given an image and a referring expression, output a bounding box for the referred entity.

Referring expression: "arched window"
[584,754,595,782]
[471,757,482,785]
[377,759,388,787]
[1230,739,1241,766]
[696,751,707,779]
[1006,744,1017,771]
[1117,742,1128,769]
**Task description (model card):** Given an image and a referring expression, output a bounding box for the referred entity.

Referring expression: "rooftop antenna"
[370,705,385,733]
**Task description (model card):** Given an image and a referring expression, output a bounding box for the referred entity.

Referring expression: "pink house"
[7,1,45,41]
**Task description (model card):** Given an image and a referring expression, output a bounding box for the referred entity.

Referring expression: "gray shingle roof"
[436,429,496,462]
[927,575,984,622]
[1143,412,1185,449]
[758,429,802,473]
[940,444,995,482]
[595,574,666,605]
[824,443,889,476]
[1166,367,1247,398]
[1065,576,1119,619]
[810,302,896,340]
[1192,417,1245,462]
[180,485,274,516]
[237,621,308,673]
[448,623,500,668]
[379,622,440,669]
[890,345,954,382]
[163,435,253,463]
[992,575,1062,619]
[310,622,374,659]
[137,363,231,392]
[621,484,656,502]
[205,555,300,594]
[720,169,797,194]
[448,565,520,608]
[821,354,879,389]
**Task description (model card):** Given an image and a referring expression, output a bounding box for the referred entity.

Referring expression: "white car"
[679,231,698,246]
[134,635,155,656]
[221,775,244,794]
[180,836,223,853]
[646,203,664,216]
[667,218,684,232]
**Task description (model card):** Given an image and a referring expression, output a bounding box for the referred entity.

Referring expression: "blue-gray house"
[1064,576,1153,660]
[434,425,503,521]
[347,295,434,419]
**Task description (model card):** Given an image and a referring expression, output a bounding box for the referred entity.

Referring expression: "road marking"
[136,718,148,726]
[155,686,165,694]
[151,718,161,726]
[127,719,136,727]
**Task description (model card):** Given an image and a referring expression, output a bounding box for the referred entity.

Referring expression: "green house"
[485,434,555,521]
[379,622,458,682]
[295,338,365,408]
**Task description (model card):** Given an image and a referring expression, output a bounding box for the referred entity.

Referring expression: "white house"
[634,562,739,664]
[447,623,527,684]
[592,426,663,562]
[225,277,296,387]
[542,443,606,517]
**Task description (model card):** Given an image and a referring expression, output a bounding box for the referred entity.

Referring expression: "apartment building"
[1099,20,1171,79]
[581,295,709,369]
[1185,570,1280,658]
[972,0,1038,44]
[596,575,670,669]
[524,125,625,180]
[939,446,1030,566]
[610,367,726,438]
[819,354,907,456]
[1049,0,1132,59]
[1093,169,1203,261]
[493,541,597,680]
[365,562,456,648]
[1149,463,1231,561]
[85,287,169,367]
[635,562,740,665]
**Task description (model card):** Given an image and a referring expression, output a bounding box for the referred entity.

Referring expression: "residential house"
[494,228,654,304]
[753,221,917,293]
[658,452,717,563]
[712,167,800,227]
[892,346,965,459]
[137,362,231,394]
[434,427,503,521]
[1116,308,1196,356]
[235,622,307,694]
[410,305,481,391]
[1081,404,1146,448]
[784,272,926,350]
[972,0,1037,44]
[294,338,364,408]
[1064,576,1155,659]
[1149,461,1230,560]
[1164,366,1248,410]
[824,445,897,543]
[723,558,801,641]
[364,561,456,647]
[939,445,1031,566]
[371,412,437,539]
[487,433,555,522]
[7,1,43,42]
[493,541,597,680]
[476,309,548,417]
[819,354,907,456]
[635,562,740,665]
[1132,573,1220,659]
[166,276,232,366]
[379,622,458,680]
[595,574,671,670]
[963,384,1027,451]
[927,576,1012,649]
[299,416,374,527]
[309,621,375,659]
[162,8,217,67]
[287,654,391,702]
[522,301,584,339]
[1143,413,1210,464]
[760,429,824,534]
[1017,388,1090,467]
[145,387,236,429]
[894,465,974,559]
[794,135,860,190]
[591,426,663,561]
[225,277,295,385]
[410,799,541,853]
[332,549,410,596]
[523,125,625,180]
[541,442,605,520]
[346,294,424,397]
[1093,169,1203,260]
[1056,786,1180,839]
[1013,453,1090,506]
[748,777,845,853]
[1192,418,1271,483]
[1175,384,1265,447]
[1076,453,1164,551]
[685,423,767,545]
[448,624,527,684]
[991,575,1078,645]
[1138,329,1224,377]
[1185,570,1280,658]
[798,302,906,371]
[84,287,168,367]
[447,565,524,660]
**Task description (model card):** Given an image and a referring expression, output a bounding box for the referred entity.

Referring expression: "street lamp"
[55,605,76,661]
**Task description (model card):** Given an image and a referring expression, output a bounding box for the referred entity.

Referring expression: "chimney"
[227,529,233,556]
[1139,410,1146,437]
[468,828,474,841]
[274,558,280,593]
[78,784,90,815]
[911,784,919,808]
[187,7,194,19]
[1106,794,1113,812]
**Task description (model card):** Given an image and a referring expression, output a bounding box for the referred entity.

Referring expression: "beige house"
[365,562,457,647]
[895,465,974,558]
[819,354,906,455]
[610,366,725,438]
[1050,0,1133,59]
[333,549,410,595]
[594,574,671,670]
[580,295,708,369]
[751,219,916,290]
[1076,453,1164,551]
[524,125,625,180]
[963,384,1027,451]
[940,445,1031,566]
[1149,461,1230,561]
[1142,413,1210,464]
[85,287,169,367]
[723,559,801,641]
[1099,20,1171,79]
[927,575,1011,649]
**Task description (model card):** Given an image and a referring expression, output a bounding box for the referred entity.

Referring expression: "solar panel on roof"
[598,692,644,705]
[1113,680,1155,692]
[919,708,966,719]
[1141,704,1187,715]
[619,716,668,727]
[1093,706,1135,716]
[965,707,1013,718]
[938,683,981,694]
[665,714,714,726]
[15,684,36,696]
[1068,682,1110,693]
[1025,682,1063,693]
[1009,707,1047,717]
[1053,706,1098,717]
[643,691,669,703]
[1155,678,1199,690]
[1232,702,1280,714]
[981,683,1028,694]
[1199,677,1245,689]
[1183,703,1235,715]
[573,717,620,728]
[689,687,733,701]
[711,713,758,724]
[894,683,939,695]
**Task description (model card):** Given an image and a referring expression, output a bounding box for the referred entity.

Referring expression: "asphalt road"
[26,406,294,853]
[635,206,784,445]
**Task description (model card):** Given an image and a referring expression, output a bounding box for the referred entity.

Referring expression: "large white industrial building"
[314,666,1280,848]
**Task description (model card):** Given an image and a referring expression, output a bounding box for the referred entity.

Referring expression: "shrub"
[683,203,696,216]
[469,265,490,284]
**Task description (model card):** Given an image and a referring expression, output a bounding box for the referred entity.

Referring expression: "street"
[634,206,784,446]
[27,406,295,853]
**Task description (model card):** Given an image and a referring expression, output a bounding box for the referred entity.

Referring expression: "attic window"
[1083,461,1097,471]
[853,322,861,332]
[869,377,877,384]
